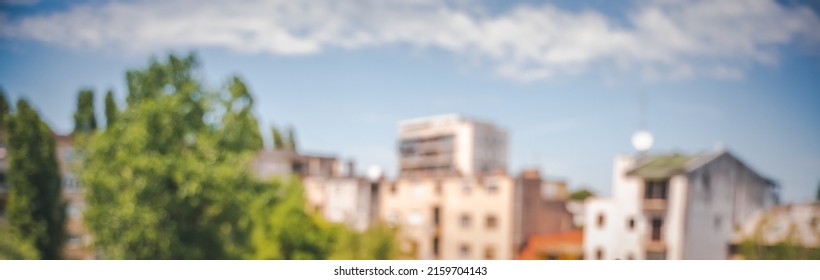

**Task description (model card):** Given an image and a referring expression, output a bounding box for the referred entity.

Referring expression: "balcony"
[643,198,667,212]
[646,239,666,252]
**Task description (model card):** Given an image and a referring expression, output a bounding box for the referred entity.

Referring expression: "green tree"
[0,87,9,136]
[218,76,263,152]
[327,222,399,260]
[248,177,333,259]
[82,54,272,259]
[6,99,66,260]
[104,89,119,128]
[0,221,39,260]
[569,188,594,201]
[73,89,97,133]
[271,125,285,150]
[286,126,297,151]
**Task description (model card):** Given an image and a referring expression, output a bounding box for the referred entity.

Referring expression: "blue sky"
[1,0,819,202]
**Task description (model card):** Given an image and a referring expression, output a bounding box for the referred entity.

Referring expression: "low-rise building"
[584,149,779,260]
[380,172,517,259]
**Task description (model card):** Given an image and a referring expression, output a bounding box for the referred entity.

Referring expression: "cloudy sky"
[1,0,819,202]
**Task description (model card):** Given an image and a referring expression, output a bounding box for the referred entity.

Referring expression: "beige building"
[380,173,517,259]
[399,114,508,176]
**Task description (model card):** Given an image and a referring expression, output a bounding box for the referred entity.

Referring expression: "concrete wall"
[682,153,775,259]
[303,177,375,232]
[516,174,573,251]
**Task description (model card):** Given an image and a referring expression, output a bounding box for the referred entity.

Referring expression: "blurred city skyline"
[1,0,819,203]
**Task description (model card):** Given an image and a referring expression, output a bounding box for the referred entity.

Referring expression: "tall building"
[380,115,576,260]
[584,149,779,260]
[398,114,508,176]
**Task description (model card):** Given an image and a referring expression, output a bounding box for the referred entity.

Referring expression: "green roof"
[628,154,694,180]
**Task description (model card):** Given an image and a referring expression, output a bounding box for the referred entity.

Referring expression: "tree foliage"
[0,87,9,136]
[0,221,39,260]
[73,89,97,133]
[81,54,269,259]
[218,77,263,152]
[104,89,119,128]
[6,99,65,260]
[569,188,594,201]
[286,126,297,151]
[271,125,285,150]
[80,53,397,260]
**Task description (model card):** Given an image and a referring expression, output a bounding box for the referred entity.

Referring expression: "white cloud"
[2,0,818,81]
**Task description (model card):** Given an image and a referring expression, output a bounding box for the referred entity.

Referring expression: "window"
[390,183,397,195]
[433,236,440,258]
[644,180,669,200]
[486,182,498,193]
[484,246,495,260]
[651,218,663,241]
[462,180,471,195]
[596,248,604,260]
[460,244,471,258]
[433,207,440,226]
[627,217,635,231]
[597,213,606,228]
[486,215,497,229]
[68,234,81,247]
[460,214,471,228]
[67,204,82,219]
[702,172,712,202]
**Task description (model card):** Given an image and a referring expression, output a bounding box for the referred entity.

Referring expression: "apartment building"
[398,114,508,176]
[54,134,95,260]
[380,173,517,259]
[584,148,779,260]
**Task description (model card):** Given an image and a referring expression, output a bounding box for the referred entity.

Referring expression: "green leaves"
[6,99,65,260]
[76,53,397,260]
[73,89,97,134]
[104,89,119,128]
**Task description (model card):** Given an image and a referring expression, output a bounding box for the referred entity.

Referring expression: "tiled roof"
[627,154,694,180]
[517,230,583,260]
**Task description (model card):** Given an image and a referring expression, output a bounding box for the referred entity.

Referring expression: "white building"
[398,114,508,176]
[303,175,381,232]
[584,149,779,260]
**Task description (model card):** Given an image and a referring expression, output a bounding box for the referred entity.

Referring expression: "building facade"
[54,134,95,260]
[398,114,508,176]
[379,173,517,259]
[303,174,381,232]
[584,150,779,260]
[515,169,575,251]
